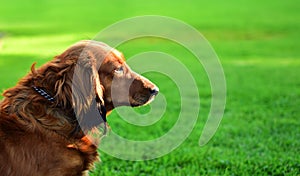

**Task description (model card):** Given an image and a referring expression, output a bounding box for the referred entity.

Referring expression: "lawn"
[1,0,299,175]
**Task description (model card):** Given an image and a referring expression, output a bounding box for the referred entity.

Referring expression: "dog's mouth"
[107,87,159,108]
[130,93,157,107]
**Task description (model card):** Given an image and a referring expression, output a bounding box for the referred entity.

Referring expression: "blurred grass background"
[0,0,299,175]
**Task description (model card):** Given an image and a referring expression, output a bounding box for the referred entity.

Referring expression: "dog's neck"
[1,86,79,136]
[32,85,108,133]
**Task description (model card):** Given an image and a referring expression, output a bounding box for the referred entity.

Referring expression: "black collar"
[33,86,56,102]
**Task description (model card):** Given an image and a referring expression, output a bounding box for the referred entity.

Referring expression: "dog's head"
[97,44,159,110]
[45,40,158,130]
[63,40,158,110]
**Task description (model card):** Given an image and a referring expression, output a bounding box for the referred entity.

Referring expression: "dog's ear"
[54,50,106,130]
[71,51,105,114]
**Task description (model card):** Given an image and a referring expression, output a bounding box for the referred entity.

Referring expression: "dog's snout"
[150,87,159,96]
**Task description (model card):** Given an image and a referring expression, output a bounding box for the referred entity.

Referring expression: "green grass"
[1,0,299,175]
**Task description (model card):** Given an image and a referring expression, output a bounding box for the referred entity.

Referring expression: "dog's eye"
[114,66,124,75]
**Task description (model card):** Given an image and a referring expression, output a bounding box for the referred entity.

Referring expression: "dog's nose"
[150,87,159,96]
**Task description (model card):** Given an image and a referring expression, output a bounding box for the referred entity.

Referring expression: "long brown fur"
[0,40,158,175]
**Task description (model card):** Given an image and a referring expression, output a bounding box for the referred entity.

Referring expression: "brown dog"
[0,40,158,175]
